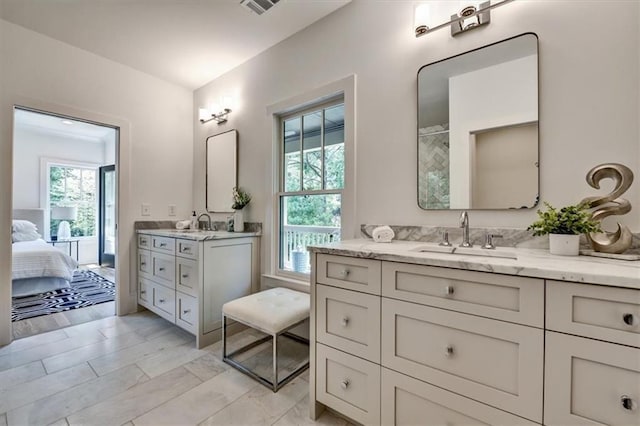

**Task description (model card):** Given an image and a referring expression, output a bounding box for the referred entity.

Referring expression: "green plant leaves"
[527,202,601,236]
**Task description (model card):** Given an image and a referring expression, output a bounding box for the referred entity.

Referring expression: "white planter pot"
[549,234,580,256]
[233,209,244,232]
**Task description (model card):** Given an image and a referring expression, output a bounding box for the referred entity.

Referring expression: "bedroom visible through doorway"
[11,108,119,339]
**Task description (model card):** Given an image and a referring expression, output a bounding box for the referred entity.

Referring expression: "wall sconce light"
[199,96,234,124]
[414,0,512,38]
[199,107,232,124]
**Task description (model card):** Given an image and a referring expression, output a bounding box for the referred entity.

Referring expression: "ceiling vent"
[240,0,280,15]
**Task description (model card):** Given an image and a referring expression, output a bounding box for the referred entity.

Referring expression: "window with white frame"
[277,98,345,275]
[48,163,97,238]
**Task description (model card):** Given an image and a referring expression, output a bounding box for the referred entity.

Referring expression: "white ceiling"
[0,0,350,90]
[14,108,116,143]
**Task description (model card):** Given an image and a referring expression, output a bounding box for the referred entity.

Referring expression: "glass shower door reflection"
[99,165,116,267]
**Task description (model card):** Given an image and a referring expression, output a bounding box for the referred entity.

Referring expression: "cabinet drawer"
[153,284,176,322]
[138,278,152,306]
[381,368,538,426]
[176,257,198,297]
[151,235,175,255]
[316,343,380,425]
[138,249,151,276]
[381,298,543,422]
[176,239,198,260]
[151,252,175,288]
[176,292,197,334]
[547,281,640,348]
[316,254,381,295]
[545,331,640,425]
[316,285,380,363]
[382,262,544,327]
[138,234,151,250]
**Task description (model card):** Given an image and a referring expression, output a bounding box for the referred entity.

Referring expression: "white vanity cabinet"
[310,249,640,426]
[544,281,640,426]
[137,231,260,348]
[311,253,544,425]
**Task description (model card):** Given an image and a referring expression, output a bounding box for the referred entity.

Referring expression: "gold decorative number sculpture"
[581,163,634,254]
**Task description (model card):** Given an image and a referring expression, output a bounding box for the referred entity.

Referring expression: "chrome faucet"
[196,213,212,231]
[459,211,472,247]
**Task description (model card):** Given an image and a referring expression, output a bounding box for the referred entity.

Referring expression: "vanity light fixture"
[199,107,232,125]
[414,0,513,38]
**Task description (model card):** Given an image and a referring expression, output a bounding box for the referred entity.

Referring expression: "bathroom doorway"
[10,107,120,339]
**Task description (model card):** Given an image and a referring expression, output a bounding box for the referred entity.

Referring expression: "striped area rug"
[11,270,115,322]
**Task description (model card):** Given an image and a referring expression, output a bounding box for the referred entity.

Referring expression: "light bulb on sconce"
[199,97,234,124]
[414,0,512,38]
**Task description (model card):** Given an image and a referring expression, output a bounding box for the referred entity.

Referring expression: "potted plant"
[231,187,251,232]
[527,202,601,255]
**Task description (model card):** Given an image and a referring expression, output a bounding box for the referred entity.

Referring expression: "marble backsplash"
[135,220,262,233]
[361,224,640,253]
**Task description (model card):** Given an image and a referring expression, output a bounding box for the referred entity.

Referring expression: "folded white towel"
[372,225,395,243]
[176,220,192,230]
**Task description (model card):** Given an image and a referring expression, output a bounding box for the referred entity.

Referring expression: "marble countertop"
[137,229,261,241]
[309,239,640,289]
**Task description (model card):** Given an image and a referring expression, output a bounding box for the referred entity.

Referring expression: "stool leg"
[272,333,278,392]
[222,315,227,359]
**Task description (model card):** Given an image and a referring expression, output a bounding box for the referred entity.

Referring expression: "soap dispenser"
[191,211,198,230]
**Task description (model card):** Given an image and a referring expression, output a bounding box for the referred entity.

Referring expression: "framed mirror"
[206,129,237,212]
[418,33,539,210]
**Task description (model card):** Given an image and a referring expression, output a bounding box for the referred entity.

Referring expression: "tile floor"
[0,310,353,426]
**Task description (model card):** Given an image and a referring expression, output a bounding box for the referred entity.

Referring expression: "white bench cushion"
[223,287,310,334]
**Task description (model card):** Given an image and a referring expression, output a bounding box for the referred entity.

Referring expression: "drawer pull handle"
[159,242,167,247]
[159,299,165,303]
[182,247,191,252]
[339,269,350,278]
[341,379,350,389]
[140,262,147,266]
[183,309,191,314]
[623,313,637,326]
[140,241,147,245]
[621,395,635,411]
[341,317,349,327]
[140,290,146,294]
[182,274,189,279]
[444,286,455,296]
[445,345,455,357]
[159,267,165,272]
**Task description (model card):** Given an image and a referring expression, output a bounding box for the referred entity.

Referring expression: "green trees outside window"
[49,165,97,238]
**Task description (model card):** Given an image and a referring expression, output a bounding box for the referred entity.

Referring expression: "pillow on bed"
[12,230,42,243]
[12,220,38,233]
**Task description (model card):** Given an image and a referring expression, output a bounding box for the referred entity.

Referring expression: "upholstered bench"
[222,287,310,392]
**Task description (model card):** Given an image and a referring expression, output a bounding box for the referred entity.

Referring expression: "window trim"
[40,157,101,241]
[267,75,356,283]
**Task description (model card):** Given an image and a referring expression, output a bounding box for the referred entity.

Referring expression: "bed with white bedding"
[11,209,79,297]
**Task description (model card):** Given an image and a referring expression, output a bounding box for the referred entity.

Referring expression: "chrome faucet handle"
[439,230,452,247]
[482,233,503,249]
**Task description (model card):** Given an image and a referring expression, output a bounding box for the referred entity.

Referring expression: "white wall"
[13,126,106,209]
[449,55,537,208]
[0,19,193,345]
[193,0,639,284]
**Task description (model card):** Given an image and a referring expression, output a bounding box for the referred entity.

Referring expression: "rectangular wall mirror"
[206,129,237,212]
[418,33,539,210]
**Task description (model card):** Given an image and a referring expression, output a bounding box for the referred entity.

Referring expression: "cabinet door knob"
[159,267,165,272]
[140,262,146,267]
[341,379,350,389]
[341,317,349,327]
[140,290,146,294]
[623,313,637,326]
[621,395,635,411]
[445,345,455,357]
[444,285,455,296]
[182,274,189,279]
[339,269,350,278]
[183,309,191,314]
[159,242,167,247]
[140,241,147,245]
[159,299,165,303]
[182,247,191,252]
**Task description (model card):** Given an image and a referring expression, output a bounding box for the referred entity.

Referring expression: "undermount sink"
[411,244,517,260]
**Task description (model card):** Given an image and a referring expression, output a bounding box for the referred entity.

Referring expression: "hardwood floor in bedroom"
[12,266,116,340]
[0,311,349,426]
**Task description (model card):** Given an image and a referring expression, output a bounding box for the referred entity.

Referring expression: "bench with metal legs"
[221,287,310,392]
